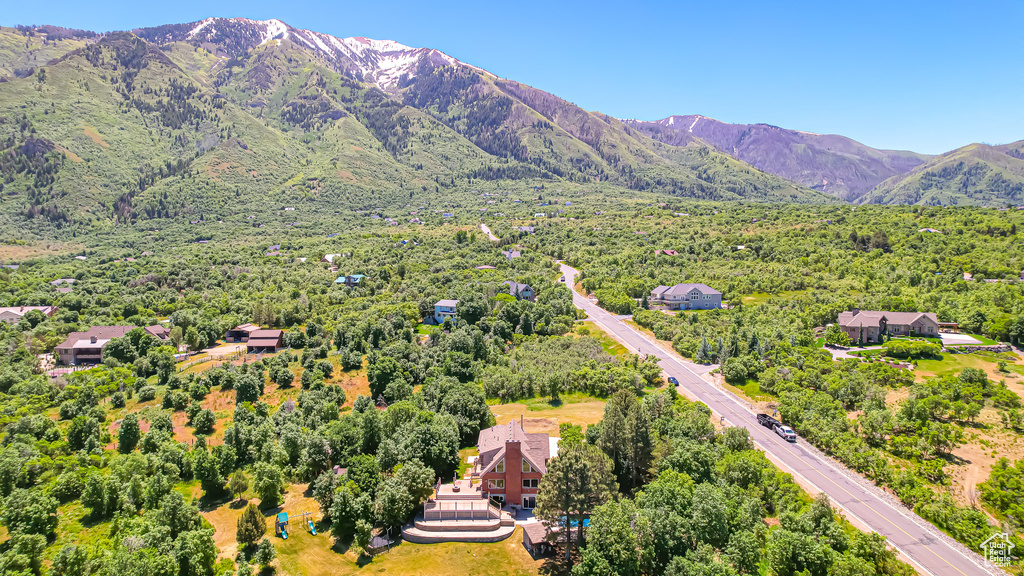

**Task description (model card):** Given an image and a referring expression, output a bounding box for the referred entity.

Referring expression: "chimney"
[90,336,97,344]
[851,308,860,316]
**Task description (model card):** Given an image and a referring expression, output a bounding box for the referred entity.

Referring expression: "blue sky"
[5,0,1022,154]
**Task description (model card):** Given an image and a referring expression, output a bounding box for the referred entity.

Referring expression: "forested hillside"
[0,20,833,238]
[859,141,1024,206]
[625,115,933,201]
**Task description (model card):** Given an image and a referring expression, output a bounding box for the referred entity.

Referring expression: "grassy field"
[276,526,543,576]
[913,351,1023,383]
[575,321,628,356]
[725,378,776,403]
[490,394,606,435]
[200,482,543,576]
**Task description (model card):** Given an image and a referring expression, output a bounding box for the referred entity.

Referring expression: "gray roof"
[837,310,939,329]
[477,421,550,474]
[651,283,721,296]
[435,299,459,307]
[503,281,532,295]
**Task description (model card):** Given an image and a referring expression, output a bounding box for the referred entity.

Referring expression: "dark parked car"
[667,376,679,385]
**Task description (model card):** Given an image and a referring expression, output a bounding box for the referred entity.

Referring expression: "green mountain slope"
[625,115,933,202]
[0,26,95,78]
[859,141,1024,206]
[0,20,839,234]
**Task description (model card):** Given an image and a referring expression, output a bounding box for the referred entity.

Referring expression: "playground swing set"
[275,511,318,540]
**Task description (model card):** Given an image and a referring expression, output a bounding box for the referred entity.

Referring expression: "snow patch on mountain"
[152,17,497,91]
[188,18,215,39]
[259,19,289,44]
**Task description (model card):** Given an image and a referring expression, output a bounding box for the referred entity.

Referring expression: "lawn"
[275,526,542,576]
[724,378,776,403]
[457,446,479,478]
[490,394,606,435]
[913,352,1022,383]
[740,290,808,306]
[200,481,543,576]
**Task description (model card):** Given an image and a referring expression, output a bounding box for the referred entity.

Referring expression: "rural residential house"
[225,323,262,343]
[334,274,367,287]
[502,250,522,260]
[56,325,135,365]
[837,310,940,344]
[474,420,551,509]
[503,281,536,302]
[649,283,722,310]
[245,330,284,354]
[433,300,458,324]
[0,305,57,325]
[144,325,172,341]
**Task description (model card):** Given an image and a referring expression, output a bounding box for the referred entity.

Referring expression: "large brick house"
[837,309,940,344]
[649,283,722,310]
[475,421,550,510]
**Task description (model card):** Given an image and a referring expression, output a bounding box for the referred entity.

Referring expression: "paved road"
[560,263,998,576]
[480,223,498,242]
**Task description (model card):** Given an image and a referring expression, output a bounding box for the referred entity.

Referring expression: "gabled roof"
[477,421,550,474]
[0,306,56,318]
[652,283,721,296]
[247,330,283,349]
[503,281,533,296]
[144,325,171,340]
[248,329,282,339]
[230,323,262,333]
[837,310,939,329]
[435,299,459,307]
[57,325,136,350]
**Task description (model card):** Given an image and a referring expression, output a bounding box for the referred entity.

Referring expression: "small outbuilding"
[226,323,261,343]
[523,522,553,557]
[246,330,284,354]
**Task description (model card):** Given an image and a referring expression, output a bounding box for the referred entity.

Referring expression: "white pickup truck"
[774,424,797,442]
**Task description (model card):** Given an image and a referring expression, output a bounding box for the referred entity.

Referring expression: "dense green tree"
[535,442,617,562]
[118,412,140,453]
[253,462,285,508]
[236,503,267,548]
[235,373,264,404]
[1,489,58,537]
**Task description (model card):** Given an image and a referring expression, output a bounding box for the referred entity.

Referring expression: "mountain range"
[0,17,1020,231]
